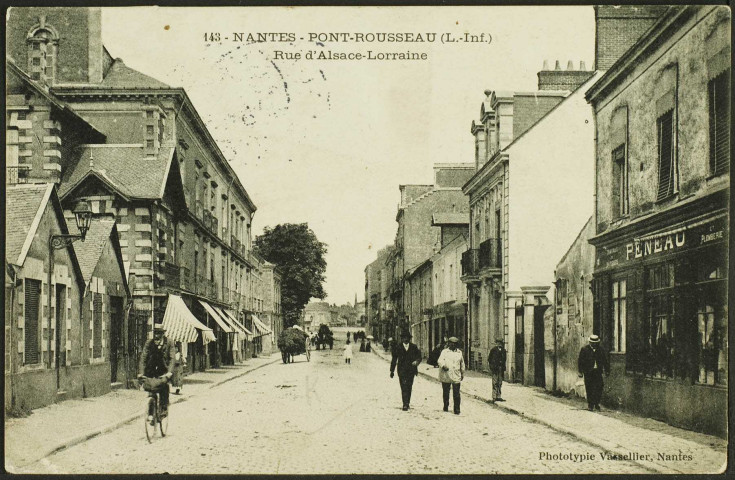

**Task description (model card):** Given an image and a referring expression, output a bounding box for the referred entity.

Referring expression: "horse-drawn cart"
[277,326,310,363]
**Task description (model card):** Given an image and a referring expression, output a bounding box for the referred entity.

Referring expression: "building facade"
[586,5,729,437]
[6,7,261,378]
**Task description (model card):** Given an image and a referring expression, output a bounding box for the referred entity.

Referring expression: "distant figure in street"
[344,340,353,364]
[578,335,609,411]
[428,334,449,368]
[390,331,422,411]
[365,339,372,353]
[360,338,366,352]
[172,342,185,394]
[437,337,465,414]
[347,332,351,342]
[488,339,507,402]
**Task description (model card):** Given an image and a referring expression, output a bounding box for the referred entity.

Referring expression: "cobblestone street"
[19,340,651,474]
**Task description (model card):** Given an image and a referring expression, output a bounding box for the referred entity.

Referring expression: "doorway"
[109,296,124,383]
[533,305,549,387]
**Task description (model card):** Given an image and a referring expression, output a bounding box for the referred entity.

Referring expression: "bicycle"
[138,375,170,443]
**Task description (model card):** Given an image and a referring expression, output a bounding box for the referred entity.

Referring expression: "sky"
[101,6,595,305]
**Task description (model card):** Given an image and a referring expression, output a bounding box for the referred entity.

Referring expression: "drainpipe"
[552,276,559,392]
[8,266,17,407]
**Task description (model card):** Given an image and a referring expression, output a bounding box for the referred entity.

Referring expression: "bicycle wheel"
[144,396,156,443]
[159,406,169,437]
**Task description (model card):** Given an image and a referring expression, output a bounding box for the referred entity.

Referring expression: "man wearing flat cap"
[390,330,422,411]
[437,337,465,414]
[488,338,506,402]
[139,323,175,418]
[578,334,609,411]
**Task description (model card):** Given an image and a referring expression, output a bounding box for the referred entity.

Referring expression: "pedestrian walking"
[172,342,185,394]
[578,335,609,411]
[437,337,465,414]
[365,339,372,353]
[343,340,353,364]
[488,339,506,402]
[427,333,449,368]
[389,331,422,411]
[360,338,366,352]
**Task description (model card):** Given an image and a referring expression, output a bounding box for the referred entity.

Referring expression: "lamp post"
[48,200,92,389]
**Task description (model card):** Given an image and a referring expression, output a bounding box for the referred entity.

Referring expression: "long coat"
[578,344,609,375]
[390,343,422,378]
[139,337,175,378]
[488,346,507,374]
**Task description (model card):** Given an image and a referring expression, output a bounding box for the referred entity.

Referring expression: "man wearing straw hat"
[577,334,609,412]
[138,323,175,419]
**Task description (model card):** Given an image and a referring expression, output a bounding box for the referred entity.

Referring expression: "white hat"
[589,334,600,343]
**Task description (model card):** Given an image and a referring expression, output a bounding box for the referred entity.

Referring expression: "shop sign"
[625,231,686,260]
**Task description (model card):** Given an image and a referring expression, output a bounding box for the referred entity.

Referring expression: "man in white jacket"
[437,337,465,414]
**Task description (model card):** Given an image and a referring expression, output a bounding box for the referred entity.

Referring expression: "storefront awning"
[163,294,216,345]
[216,306,253,340]
[251,314,272,335]
[198,300,233,333]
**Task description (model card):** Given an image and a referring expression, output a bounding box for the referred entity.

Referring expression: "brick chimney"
[537,59,594,91]
[594,5,670,70]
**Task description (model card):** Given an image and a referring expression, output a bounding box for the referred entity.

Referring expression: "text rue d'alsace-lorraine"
[4,5,730,476]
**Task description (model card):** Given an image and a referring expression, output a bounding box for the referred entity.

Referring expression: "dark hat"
[589,334,600,343]
[448,336,459,343]
[153,322,166,332]
[495,338,504,344]
[400,331,412,339]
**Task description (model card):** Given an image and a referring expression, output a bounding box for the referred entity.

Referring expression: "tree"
[254,223,327,327]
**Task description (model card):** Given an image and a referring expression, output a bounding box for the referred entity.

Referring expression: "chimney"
[542,59,549,70]
[594,5,670,70]
[538,58,594,91]
[580,60,587,71]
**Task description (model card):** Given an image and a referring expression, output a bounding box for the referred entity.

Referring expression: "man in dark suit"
[578,334,609,411]
[390,331,422,411]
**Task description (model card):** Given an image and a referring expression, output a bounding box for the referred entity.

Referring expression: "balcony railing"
[461,249,480,276]
[479,238,502,270]
[195,274,217,300]
[180,266,193,292]
[211,216,219,237]
[158,261,181,289]
[7,165,30,185]
[202,210,212,231]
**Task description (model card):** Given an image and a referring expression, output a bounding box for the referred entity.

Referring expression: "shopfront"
[591,210,728,436]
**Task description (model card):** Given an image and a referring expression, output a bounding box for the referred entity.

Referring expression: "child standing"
[343,340,353,365]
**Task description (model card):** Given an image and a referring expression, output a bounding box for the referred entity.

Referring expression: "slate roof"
[6,184,52,266]
[59,145,175,201]
[101,59,170,89]
[66,216,117,284]
[432,212,470,226]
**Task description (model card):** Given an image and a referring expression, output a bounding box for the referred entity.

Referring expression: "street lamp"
[48,200,93,387]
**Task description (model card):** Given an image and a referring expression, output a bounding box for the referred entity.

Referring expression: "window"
[93,293,102,358]
[641,263,675,378]
[612,144,628,217]
[146,140,154,149]
[655,68,678,202]
[708,72,730,176]
[612,279,626,352]
[27,27,58,84]
[146,125,155,135]
[696,252,727,386]
[24,279,41,365]
[656,111,676,201]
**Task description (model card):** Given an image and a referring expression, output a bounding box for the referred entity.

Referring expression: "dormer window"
[27,19,59,85]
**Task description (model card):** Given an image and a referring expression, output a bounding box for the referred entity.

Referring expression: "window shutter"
[709,72,730,176]
[93,293,103,358]
[657,111,675,201]
[24,279,41,365]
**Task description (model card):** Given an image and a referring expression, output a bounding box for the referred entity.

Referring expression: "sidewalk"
[5,353,281,472]
[373,347,727,474]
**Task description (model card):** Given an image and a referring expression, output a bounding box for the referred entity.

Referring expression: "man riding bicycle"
[138,323,175,420]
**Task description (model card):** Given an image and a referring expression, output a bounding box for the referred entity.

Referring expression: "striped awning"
[252,314,272,335]
[217,307,253,340]
[198,300,233,333]
[162,294,216,345]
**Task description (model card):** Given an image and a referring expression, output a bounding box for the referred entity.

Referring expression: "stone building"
[6,7,259,376]
[404,258,433,356]
[585,5,729,436]
[260,261,283,356]
[389,164,474,340]
[5,184,128,411]
[302,301,337,331]
[430,214,469,358]
[364,245,393,344]
[547,217,595,393]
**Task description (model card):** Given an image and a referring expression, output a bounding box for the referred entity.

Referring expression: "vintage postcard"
[4,4,730,474]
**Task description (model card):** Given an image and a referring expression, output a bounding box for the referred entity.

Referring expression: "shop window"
[696,254,727,386]
[24,279,41,365]
[612,279,626,352]
[708,72,730,176]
